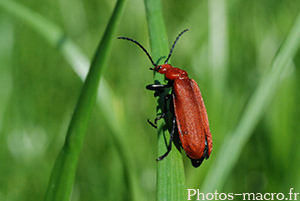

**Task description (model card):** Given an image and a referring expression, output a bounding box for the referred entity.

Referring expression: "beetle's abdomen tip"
[190,157,205,168]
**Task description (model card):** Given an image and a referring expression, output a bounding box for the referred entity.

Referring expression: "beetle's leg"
[147,113,165,129]
[146,83,171,91]
[147,94,171,128]
[156,114,176,161]
[147,119,157,128]
[146,83,172,96]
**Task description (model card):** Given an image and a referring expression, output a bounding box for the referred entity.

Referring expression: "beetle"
[118,29,212,167]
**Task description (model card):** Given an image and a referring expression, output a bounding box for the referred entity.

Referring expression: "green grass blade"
[201,10,300,193]
[144,0,186,200]
[43,0,126,200]
[0,1,145,200]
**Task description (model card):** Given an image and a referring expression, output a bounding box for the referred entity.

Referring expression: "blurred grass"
[201,9,300,194]
[44,0,126,200]
[1,0,300,201]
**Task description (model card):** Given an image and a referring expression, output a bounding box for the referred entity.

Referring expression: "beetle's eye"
[156,65,162,71]
[149,65,159,71]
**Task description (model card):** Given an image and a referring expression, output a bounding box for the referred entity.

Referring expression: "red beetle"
[118,29,212,167]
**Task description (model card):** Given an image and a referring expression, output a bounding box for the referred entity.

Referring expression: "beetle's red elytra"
[118,29,212,167]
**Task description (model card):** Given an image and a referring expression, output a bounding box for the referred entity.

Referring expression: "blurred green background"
[1,0,300,200]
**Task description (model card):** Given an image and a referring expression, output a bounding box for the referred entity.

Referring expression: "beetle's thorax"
[156,64,188,81]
